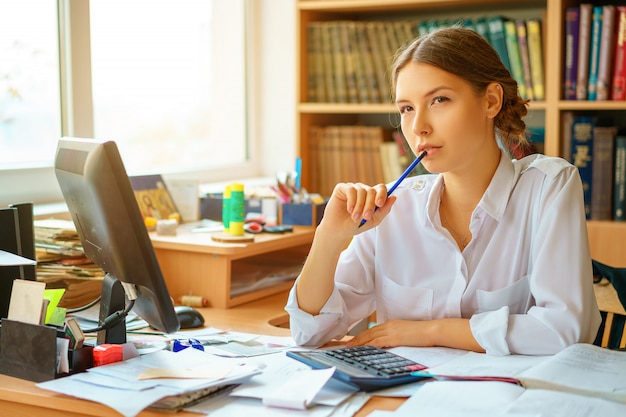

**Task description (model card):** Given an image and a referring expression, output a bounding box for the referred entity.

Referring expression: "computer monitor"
[54,137,180,343]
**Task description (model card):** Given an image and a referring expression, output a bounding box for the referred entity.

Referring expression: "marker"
[358,150,428,228]
[294,157,302,190]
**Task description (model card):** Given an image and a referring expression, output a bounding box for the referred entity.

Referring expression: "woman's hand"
[318,182,396,238]
[346,318,485,352]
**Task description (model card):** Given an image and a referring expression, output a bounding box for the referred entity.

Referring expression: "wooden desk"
[150,226,315,308]
[0,293,401,417]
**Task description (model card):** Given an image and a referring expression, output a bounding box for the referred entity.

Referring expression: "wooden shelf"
[150,225,315,308]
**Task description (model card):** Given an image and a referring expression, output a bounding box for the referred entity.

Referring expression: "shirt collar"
[425,150,516,225]
[479,150,516,221]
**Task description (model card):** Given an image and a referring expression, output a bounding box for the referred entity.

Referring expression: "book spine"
[473,17,491,43]
[611,7,626,100]
[487,16,512,73]
[346,21,369,104]
[586,6,603,100]
[516,20,535,101]
[339,22,359,104]
[564,8,580,100]
[596,5,616,101]
[365,21,389,103]
[355,22,380,103]
[329,23,348,103]
[570,115,595,219]
[614,136,626,221]
[319,23,337,103]
[504,20,528,99]
[576,4,592,100]
[526,18,545,100]
[590,126,617,220]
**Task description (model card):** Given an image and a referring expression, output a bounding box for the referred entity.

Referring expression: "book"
[516,344,626,403]
[128,174,179,221]
[614,136,626,221]
[365,21,390,103]
[570,115,595,219]
[319,22,337,103]
[591,126,617,220]
[503,20,528,99]
[596,5,617,101]
[380,141,404,184]
[473,16,490,43]
[423,344,626,410]
[355,22,380,103]
[586,6,603,100]
[561,111,574,164]
[487,16,512,73]
[576,4,593,100]
[563,7,580,100]
[516,20,535,101]
[329,22,348,103]
[526,18,545,100]
[339,22,359,104]
[307,23,326,102]
[612,6,626,101]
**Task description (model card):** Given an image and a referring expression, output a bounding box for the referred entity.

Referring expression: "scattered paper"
[262,367,336,409]
[138,366,232,380]
[0,249,37,266]
[7,279,46,324]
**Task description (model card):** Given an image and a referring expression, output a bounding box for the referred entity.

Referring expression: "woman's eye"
[399,105,413,114]
[432,96,449,105]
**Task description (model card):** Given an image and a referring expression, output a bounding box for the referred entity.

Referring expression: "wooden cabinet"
[150,226,315,308]
[296,0,626,267]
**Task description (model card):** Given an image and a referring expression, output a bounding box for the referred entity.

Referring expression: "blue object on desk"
[173,338,204,352]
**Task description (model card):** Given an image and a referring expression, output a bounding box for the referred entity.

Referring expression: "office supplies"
[295,156,302,190]
[286,345,430,391]
[173,338,204,352]
[358,150,428,227]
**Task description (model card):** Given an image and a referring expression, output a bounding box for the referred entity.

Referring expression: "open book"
[425,343,626,404]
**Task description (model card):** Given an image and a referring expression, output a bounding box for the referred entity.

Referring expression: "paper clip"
[173,338,205,352]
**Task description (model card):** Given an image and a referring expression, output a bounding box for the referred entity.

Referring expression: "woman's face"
[395,62,498,175]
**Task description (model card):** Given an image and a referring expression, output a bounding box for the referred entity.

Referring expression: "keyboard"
[286,345,431,392]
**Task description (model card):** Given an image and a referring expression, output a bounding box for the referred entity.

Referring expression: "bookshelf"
[296,0,626,267]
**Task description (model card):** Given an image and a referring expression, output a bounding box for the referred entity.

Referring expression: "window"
[0,1,61,168]
[0,0,251,207]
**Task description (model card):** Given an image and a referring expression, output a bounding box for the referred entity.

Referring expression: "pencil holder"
[279,201,327,226]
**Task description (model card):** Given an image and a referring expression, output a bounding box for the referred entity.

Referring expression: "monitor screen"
[54,137,180,342]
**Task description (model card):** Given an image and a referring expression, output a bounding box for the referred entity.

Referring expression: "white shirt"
[286,152,601,355]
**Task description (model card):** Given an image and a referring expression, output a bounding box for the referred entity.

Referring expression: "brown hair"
[391,26,531,151]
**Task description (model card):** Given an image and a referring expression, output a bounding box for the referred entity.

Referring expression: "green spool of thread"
[229,183,245,236]
[222,185,231,233]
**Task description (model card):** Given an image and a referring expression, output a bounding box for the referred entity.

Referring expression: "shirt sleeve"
[470,161,601,355]
[285,232,378,347]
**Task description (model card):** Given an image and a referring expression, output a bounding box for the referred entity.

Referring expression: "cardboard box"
[279,201,327,226]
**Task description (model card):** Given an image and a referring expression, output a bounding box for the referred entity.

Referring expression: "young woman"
[285,27,601,356]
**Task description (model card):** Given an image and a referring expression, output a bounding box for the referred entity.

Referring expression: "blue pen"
[358,150,428,228]
[294,157,302,190]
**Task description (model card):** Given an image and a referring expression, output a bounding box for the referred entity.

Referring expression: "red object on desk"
[93,344,123,366]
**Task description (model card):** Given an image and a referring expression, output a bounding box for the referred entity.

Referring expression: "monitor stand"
[97,274,127,344]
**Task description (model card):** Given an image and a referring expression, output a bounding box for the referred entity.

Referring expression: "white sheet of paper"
[262,367,335,409]
[0,249,36,266]
[426,351,548,378]
[7,279,46,324]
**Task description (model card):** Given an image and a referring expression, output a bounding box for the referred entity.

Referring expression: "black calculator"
[286,345,431,392]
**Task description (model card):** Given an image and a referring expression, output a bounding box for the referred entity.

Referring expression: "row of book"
[564,4,626,101]
[563,112,626,221]
[305,15,545,104]
[307,125,428,197]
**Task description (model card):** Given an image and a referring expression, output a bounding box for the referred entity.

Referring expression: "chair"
[592,259,626,350]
